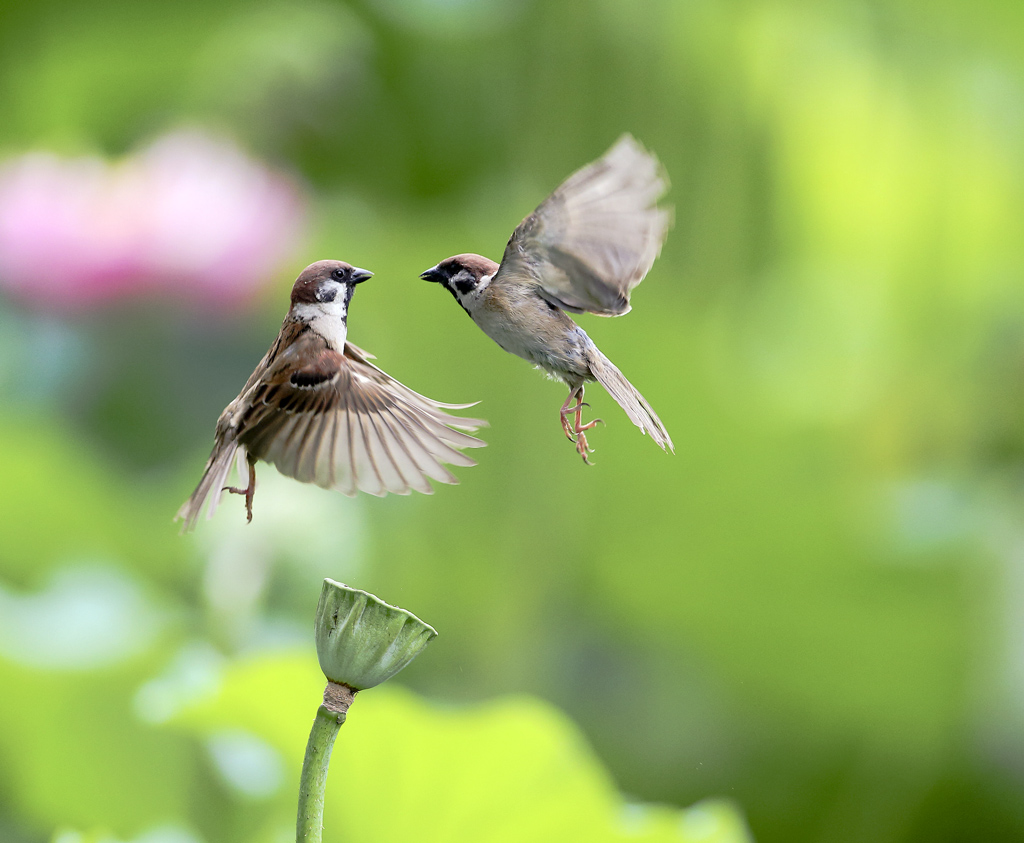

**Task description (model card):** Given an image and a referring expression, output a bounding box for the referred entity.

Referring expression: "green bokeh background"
[2,0,1024,841]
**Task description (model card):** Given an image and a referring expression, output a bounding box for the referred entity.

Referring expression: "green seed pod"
[313,579,437,690]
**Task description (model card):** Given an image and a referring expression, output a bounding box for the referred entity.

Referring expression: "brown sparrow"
[420,134,672,462]
[177,260,486,530]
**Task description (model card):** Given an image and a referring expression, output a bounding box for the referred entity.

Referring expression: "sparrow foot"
[573,412,603,466]
[560,410,575,441]
[560,388,585,441]
[561,385,604,462]
[573,418,603,464]
[223,460,257,523]
[575,430,595,463]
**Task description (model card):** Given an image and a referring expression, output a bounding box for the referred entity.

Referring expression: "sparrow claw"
[561,386,600,462]
[223,486,254,522]
[575,432,595,464]
[560,387,587,441]
[565,387,602,460]
[560,411,576,441]
[222,459,256,524]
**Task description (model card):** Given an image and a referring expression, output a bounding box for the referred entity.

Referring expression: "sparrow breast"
[475,283,593,384]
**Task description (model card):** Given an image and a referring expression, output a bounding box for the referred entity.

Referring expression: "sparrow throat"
[290,288,352,349]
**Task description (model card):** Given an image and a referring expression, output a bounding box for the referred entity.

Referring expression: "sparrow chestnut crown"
[291,260,372,306]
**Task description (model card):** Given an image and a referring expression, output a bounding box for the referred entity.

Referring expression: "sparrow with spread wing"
[177,260,486,530]
[420,134,672,462]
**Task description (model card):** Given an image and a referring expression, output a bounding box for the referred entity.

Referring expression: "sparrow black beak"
[420,266,444,283]
[350,267,373,284]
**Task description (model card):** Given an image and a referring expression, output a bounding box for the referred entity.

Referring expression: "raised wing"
[237,335,486,497]
[494,134,670,317]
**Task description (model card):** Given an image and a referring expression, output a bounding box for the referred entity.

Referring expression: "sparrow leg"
[560,387,583,441]
[223,458,257,523]
[573,394,602,435]
[571,386,603,464]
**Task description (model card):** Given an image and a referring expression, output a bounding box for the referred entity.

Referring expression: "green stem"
[297,683,356,843]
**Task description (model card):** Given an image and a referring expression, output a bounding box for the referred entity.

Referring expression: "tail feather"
[588,350,673,452]
[175,440,241,532]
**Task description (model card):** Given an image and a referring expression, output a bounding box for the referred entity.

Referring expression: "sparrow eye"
[331,268,346,281]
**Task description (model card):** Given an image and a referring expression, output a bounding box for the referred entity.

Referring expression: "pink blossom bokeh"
[0,130,308,311]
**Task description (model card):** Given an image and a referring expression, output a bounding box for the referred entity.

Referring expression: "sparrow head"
[420,254,499,312]
[290,260,373,310]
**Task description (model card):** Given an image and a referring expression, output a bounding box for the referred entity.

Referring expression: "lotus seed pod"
[313,579,437,690]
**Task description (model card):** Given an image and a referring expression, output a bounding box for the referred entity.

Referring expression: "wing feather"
[389,403,470,474]
[233,331,485,498]
[312,411,336,489]
[494,134,670,316]
[295,410,325,483]
[365,412,411,495]
[381,406,457,486]
[332,408,355,495]
[376,413,434,493]
[350,410,386,496]
[274,411,314,480]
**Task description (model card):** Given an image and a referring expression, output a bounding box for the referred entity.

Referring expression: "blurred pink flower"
[0,130,308,311]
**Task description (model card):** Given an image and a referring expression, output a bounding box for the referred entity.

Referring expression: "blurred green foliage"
[2,0,1024,841]
[174,652,749,843]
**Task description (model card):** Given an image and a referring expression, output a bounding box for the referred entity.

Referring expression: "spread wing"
[236,333,486,497]
[494,134,670,316]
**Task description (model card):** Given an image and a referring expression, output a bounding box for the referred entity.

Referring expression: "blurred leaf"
[0,654,193,837]
[51,827,202,843]
[0,415,192,588]
[173,651,751,842]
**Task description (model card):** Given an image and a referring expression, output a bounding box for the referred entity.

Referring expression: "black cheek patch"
[454,277,478,295]
[316,285,338,303]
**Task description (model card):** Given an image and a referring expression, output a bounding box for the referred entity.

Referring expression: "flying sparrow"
[420,134,672,462]
[177,260,486,530]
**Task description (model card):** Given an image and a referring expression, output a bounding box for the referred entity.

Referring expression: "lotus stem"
[296,682,356,843]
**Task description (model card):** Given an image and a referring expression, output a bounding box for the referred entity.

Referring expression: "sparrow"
[420,134,672,462]
[177,260,486,530]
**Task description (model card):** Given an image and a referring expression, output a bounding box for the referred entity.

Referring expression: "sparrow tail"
[587,349,673,452]
[175,439,241,532]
